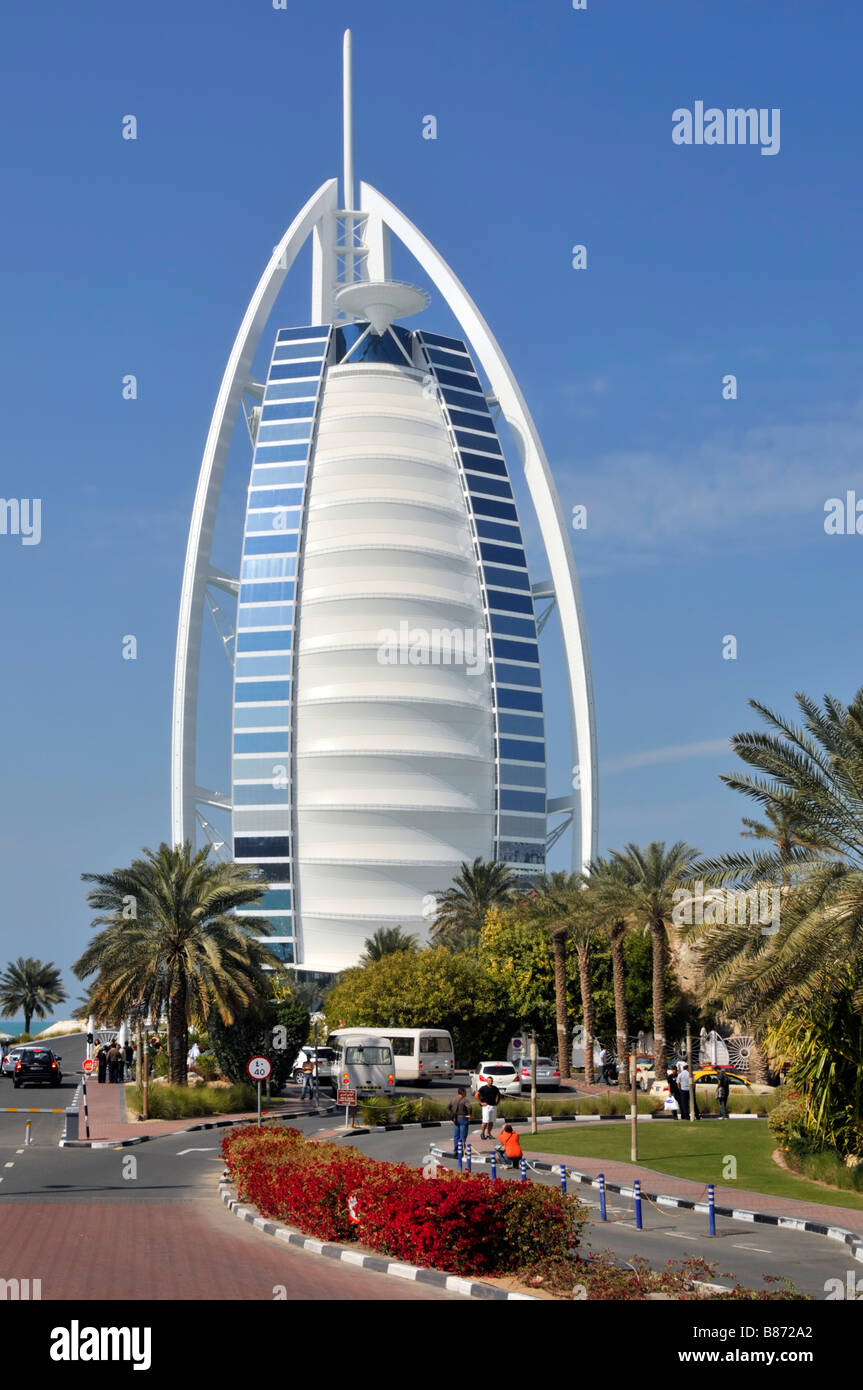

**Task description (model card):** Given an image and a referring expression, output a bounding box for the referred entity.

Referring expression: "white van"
[331,1032,395,1098]
[328,1027,454,1085]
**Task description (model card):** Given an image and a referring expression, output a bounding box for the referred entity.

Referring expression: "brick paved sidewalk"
[82,1078,326,1141]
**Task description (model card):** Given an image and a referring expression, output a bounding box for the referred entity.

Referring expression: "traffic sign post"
[247,1056,272,1128]
[337,1087,357,1128]
[82,1058,95,1074]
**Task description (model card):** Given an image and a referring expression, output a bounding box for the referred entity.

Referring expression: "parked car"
[649,1066,771,1099]
[518,1057,561,1090]
[290,1046,337,1087]
[634,1055,655,1091]
[11,1047,63,1088]
[468,1061,521,1097]
[1,1048,25,1077]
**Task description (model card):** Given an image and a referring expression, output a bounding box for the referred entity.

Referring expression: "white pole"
[343,29,354,283]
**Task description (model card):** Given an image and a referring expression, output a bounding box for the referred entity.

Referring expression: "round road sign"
[82,1058,96,1074]
[247,1055,272,1081]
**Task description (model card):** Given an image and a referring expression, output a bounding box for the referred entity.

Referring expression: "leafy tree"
[429,858,518,952]
[359,927,419,965]
[765,983,862,1157]
[0,958,67,1035]
[322,947,507,1064]
[75,842,277,1084]
[210,997,309,1089]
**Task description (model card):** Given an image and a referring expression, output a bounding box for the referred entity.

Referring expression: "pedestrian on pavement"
[677,1063,692,1119]
[124,1042,134,1082]
[107,1041,121,1084]
[300,1054,315,1101]
[667,1066,682,1119]
[716,1067,731,1119]
[598,1045,613,1085]
[447,1086,471,1154]
[96,1045,107,1084]
[475,1079,501,1140]
[497,1124,523,1169]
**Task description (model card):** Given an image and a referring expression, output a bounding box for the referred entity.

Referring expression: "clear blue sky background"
[0,0,860,1003]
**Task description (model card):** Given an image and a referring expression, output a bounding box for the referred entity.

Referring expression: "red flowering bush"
[221,1127,584,1276]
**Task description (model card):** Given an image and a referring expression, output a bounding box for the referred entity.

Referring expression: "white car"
[468,1061,521,1097]
[518,1057,561,1090]
[1,1048,25,1077]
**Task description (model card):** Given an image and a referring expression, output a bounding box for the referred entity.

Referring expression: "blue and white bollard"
[634,1179,643,1230]
[490,1151,497,1181]
[520,1156,527,1182]
[598,1172,607,1221]
[560,1164,567,1194]
[708,1183,716,1237]
[465,1141,472,1174]
[457,1139,463,1171]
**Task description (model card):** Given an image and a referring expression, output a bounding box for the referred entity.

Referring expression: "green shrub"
[785,1144,863,1192]
[127,1082,256,1119]
[358,1096,391,1126]
[393,1097,422,1124]
[768,1094,810,1149]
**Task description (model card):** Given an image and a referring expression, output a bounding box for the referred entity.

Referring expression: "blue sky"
[0,0,860,999]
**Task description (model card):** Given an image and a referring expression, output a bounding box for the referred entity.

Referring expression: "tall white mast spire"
[342,29,354,212]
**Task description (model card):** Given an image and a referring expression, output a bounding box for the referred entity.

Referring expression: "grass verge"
[126,1082,257,1120]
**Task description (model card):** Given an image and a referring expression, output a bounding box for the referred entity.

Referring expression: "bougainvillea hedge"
[222,1125,585,1277]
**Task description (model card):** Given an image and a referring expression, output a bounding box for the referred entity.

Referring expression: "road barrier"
[559,1163,567,1194]
[634,1178,643,1230]
[490,1151,496,1181]
[0,1108,66,1113]
[598,1172,607,1220]
[708,1183,716,1237]
[465,1141,472,1174]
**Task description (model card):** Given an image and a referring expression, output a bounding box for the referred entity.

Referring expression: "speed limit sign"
[247,1055,272,1081]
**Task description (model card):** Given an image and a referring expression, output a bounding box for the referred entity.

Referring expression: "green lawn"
[520,1120,863,1213]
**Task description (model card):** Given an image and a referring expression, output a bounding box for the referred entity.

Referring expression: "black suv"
[12,1047,63,1089]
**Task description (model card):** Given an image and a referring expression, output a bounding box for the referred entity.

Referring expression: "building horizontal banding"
[294,364,495,969]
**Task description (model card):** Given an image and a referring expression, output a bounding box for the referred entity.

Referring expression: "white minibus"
[328,1027,454,1085]
[330,1032,395,1097]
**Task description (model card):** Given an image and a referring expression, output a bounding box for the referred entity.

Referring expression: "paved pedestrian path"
[82,1078,326,1142]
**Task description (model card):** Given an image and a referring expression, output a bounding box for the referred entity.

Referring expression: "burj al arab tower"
[171,32,597,977]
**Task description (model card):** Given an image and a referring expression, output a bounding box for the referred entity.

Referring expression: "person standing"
[96,1044,107,1085]
[300,1054,315,1101]
[475,1079,501,1141]
[124,1041,134,1082]
[716,1067,731,1119]
[447,1087,471,1155]
[677,1063,691,1119]
[667,1066,682,1120]
[106,1041,121,1084]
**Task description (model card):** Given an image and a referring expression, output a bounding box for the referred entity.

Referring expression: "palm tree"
[75,842,278,1085]
[584,857,636,1088]
[690,690,863,1041]
[359,927,419,965]
[429,858,518,952]
[608,842,699,1080]
[0,958,67,1035]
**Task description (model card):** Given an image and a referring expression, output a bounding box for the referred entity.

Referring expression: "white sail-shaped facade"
[171,32,597,978]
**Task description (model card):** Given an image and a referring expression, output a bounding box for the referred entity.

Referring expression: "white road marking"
[15,1149,23,1154]
[733,1243,773,1254]
[175,1147,219,1155]
[665,1232,699,1241]
[4,1162,14,1168]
